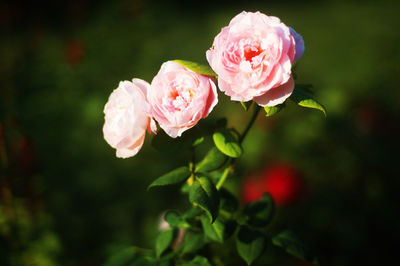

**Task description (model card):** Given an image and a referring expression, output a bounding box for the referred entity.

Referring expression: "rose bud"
[103,79,156,158]
[148,61,218,138]
[206,11,305,107]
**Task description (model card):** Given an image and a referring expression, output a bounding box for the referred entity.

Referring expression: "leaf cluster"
[106,61,323,265]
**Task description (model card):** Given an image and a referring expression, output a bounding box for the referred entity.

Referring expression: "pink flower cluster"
[103,62,217,158]
[103,11,305,158]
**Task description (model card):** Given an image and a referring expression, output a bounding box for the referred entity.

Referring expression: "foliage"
[118,58,323,264]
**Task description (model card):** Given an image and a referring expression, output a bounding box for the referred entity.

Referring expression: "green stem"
[217,105,262,190]
[239,105,261,143]
[216,164,232,190]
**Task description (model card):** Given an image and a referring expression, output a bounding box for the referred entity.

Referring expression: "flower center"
[244,45,262,62]
[168,86,196,111]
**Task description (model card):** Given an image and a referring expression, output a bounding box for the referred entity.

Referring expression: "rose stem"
[216,105,262,190]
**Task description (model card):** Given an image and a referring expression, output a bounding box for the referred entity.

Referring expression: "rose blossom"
[148,61,218,138]
[103,79,156,158]
[206,11,305,107]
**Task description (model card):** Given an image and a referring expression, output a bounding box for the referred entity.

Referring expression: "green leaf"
[182,207,203,220]
[192,137,204,147]
[264,104,284,117]
[155,229,176,258]
[182,231,206,254]
[181,182,190,194]
[201,215,236,243]
[189,175,220,223]
[272,230,319,265]
[181,255,211,266]
[290,86,327,116]
[240,101,252,111]
[236,226,267,265]
[164,210,190,229]
[219,188,239,214]
[213,128,243,158]
[148,167,191,190]
[243,193,275,227]
[173,60,217,77]
[164,210,181,227]
[195,147,227,173]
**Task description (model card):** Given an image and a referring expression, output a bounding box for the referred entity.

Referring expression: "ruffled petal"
[253,76,294,107]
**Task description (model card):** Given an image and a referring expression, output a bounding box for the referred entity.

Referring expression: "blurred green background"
[1,0,399,265]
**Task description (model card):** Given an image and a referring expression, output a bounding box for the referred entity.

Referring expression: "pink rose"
[148,61,218,138]
[206,11,305,107]
[103,79,156,158]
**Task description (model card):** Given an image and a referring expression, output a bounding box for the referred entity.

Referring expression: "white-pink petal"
[103,79,154,158]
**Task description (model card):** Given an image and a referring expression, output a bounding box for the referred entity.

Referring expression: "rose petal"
[253,76,294,107]
[116,134,146,158]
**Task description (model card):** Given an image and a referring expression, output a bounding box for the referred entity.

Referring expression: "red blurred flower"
[242,163,304,206]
